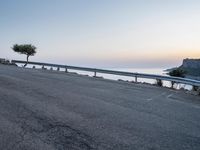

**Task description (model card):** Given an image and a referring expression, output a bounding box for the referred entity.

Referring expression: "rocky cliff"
[181,59,200,69]
[180,59,200,78]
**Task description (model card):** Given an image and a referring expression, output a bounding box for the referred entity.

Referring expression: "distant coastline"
[167,58,200,80]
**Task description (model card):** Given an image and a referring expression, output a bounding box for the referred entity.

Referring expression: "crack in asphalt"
[0,79,97,149]
[14,112,97,150]
[15,108,97,150]
[0,93,97,150]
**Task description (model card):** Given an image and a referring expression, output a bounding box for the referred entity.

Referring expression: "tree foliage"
[12,44,36,56]
[12,44,37,67]
[169,68,186,78]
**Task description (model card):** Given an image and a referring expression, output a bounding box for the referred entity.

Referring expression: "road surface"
[0,64,200,150]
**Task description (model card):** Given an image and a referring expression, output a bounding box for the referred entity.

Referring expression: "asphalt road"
[0,64,200,150]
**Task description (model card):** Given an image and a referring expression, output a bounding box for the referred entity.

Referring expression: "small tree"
[12,44,37,67]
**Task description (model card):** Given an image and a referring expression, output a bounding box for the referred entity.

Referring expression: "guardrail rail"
[11,60,200,88]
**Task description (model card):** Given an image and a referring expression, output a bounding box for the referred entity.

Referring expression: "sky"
[0,0,200,68]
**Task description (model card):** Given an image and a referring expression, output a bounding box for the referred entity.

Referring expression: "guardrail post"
[135,76,138,83]
[171,81,175,89]
[156,79,163,87]
[65,68,68,73]
[94,70,97,77]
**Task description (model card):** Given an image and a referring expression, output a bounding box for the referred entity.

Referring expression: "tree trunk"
[24,55,29,67]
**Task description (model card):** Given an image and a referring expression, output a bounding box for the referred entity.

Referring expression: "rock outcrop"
[179,59,200,79]
[181,59,200,69]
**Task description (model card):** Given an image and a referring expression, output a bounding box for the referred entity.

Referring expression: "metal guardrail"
[12,60,200,87]
[0,58,10,64]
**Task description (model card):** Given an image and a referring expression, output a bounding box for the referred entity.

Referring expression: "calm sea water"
[96,68,166,82]
[65,68,165,80]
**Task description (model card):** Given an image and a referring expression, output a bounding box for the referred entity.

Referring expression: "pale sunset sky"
[0,0,200,68]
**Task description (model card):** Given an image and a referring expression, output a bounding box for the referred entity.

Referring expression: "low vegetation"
[192,85,200,95]
[169,68,186,78]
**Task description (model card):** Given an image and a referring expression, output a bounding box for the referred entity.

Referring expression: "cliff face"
[181,59,200,69]
[180,59,200,78]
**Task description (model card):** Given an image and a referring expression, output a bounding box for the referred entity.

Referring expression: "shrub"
[193,85,199,91]
[169,68,186,78]
[192,86,200,95]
